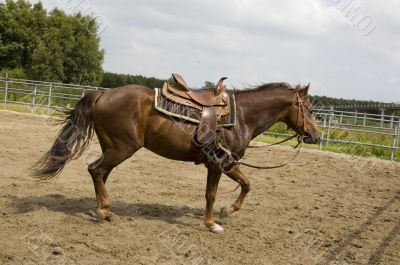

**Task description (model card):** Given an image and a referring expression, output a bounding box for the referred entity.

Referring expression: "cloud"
[34,0,400,101]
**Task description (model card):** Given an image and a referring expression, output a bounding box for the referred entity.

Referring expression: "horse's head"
[283,84,321,144]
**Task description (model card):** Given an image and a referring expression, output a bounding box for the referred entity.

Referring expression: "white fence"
[0,76,104,114]
[1,77,399,160]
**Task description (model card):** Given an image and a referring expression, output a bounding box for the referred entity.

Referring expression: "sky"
[28,0,400,102]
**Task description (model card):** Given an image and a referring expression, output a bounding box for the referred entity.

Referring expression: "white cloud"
[33,0,400,101]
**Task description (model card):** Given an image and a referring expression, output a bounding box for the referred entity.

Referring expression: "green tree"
[0,0,104,85]
[101,72,165,88]
[202,81,215,89]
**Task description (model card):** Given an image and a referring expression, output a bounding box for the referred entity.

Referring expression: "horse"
[31,82,321,233]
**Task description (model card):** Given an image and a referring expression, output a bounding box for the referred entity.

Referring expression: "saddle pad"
[154,88,236,127]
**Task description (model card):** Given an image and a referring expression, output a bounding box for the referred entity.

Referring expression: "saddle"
[160,73,234,145]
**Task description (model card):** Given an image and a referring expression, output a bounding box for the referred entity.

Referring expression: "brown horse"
[32,82,320,233]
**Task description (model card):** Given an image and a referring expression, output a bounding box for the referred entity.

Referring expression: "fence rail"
[1,77,399,161]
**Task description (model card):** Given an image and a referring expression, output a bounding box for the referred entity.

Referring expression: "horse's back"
[91,85,154,147]
[95,85,154,113]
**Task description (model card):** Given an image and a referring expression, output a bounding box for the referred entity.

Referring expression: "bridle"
[293,90,310,141]
[237,89,310,169]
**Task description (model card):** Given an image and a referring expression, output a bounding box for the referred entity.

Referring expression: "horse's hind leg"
[88,145,140,221]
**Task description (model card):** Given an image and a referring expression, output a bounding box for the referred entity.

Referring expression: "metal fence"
[1,77,399,160]
[0,76,104,114]
[264,109,400,161]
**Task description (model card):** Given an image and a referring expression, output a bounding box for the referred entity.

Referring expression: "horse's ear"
[299,83,310,97]
[304,82,310,94]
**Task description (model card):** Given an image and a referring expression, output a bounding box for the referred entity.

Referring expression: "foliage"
[0,67,26,79]
[0,0,104,85]
[100,72,165,89]
[202,81,215,89]
[308,95,400,116]
[309,95,383,106]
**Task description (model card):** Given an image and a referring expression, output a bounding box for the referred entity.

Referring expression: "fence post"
[319,115,326,150]
[389,126,398,160]
[4,73,8,110]
[390,113,394,129]
[325,110,334,147]
[390,124,399,160]
[47,83,52,115]
[31,85,37,114]
[363,113,367,126]
[354,110,358,125]
[380,109,385,128]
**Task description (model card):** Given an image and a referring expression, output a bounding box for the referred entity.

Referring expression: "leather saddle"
[161,73,231,145]
[170,73,228,107]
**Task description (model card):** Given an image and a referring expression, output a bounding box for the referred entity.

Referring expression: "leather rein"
[237,90,309,170]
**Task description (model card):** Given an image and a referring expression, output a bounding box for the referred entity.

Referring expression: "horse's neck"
[235,89,291,140]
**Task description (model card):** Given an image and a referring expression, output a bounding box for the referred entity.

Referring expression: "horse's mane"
[232,82,295,94]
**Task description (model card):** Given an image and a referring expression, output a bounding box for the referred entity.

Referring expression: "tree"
[0,0,104,85]
[100,72,165,88]
[202,81,215,89]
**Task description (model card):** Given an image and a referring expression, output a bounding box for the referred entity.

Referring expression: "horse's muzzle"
[303,132,320,144]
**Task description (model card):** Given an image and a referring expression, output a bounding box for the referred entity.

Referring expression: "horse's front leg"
[204,165,223,233]
[221,166,250,217]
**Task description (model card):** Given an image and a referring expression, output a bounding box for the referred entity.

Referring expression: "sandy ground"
[0,111,399,265]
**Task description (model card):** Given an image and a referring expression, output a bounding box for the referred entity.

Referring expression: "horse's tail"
[31,90,104,180]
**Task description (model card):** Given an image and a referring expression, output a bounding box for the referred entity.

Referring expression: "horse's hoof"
[97,209,118,222]
[209,223,224,233]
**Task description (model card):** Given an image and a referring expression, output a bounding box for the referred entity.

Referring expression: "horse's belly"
[144,116,199,162]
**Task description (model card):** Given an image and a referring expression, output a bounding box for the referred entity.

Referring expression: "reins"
[247,134,297,148]
[218,90,309,195]
[237,138,303,170]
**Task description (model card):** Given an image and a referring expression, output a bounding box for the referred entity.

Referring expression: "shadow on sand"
[8,194,204,225]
